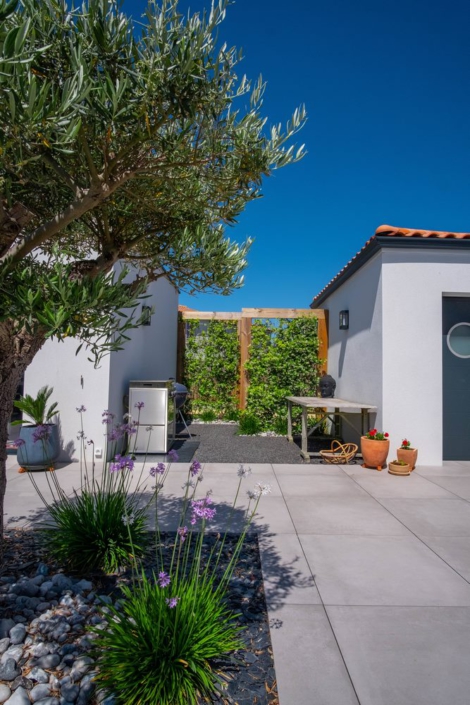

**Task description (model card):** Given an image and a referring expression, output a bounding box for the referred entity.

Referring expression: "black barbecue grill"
[171,382,191,436]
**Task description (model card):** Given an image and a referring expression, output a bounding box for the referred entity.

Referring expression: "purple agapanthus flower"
[190,496,216,525]
[189,460,202,477]
[32,425,51,443]
[168,449,179,462]
[102,410,115,425]
[150,463,166,477]
[87,439,94,446]
[134,401,145,410]
[109,454,135,473]
[158,571,171,588]
[177,526,188,543]
[165,596,180,608]
[12,438,25,448]
[107,427,123,442]
[76,405,86,413]
[119,422,138,436]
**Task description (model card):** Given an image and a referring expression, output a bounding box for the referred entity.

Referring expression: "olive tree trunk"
[0,321,45,558]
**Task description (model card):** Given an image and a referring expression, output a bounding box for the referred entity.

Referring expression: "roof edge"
[311,236,470,308]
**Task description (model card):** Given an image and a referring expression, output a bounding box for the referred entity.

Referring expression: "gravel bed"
[189,423,332,464]
[0,529,278,705]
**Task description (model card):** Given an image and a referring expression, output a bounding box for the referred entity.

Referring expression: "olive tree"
[0,0,305,544]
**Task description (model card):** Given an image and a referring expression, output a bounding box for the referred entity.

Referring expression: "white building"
[311,224,470,466]
[24,274,178,461]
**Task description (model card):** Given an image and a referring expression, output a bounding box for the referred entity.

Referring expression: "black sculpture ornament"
[319,373,336,398]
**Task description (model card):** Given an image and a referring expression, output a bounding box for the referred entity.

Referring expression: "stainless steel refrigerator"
[128,380,175,453]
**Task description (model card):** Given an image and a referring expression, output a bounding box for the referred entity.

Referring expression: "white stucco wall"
[24,272,178,460]
[107,276,179,421]
[319,245,470,465]
[381,248,470,465]
[320,252,383,441]
[24,339,110,461]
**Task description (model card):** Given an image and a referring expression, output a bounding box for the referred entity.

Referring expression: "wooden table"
[286,396,378,461]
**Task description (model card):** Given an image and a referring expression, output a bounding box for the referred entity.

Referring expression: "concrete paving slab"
[299,534,470,606]
[160,471,282,497]
[285,496,410,535]
[202,462,274,474]
[327,605,470,705]
[258,534,321,606]
[380,498,470,536]
[348,472,457,499]
[276,473,369,499]
[418,475,470,500]
[267,604,359,705]
[415,463,470,477]
[418,536,470,583]
[273,463,346,476]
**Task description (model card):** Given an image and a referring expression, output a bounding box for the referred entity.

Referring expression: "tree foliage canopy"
[0,0,306,310]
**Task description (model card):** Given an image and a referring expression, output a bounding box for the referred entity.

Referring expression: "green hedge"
[184,320,240,419]
[245,317,320,431]
[183,316,321,430]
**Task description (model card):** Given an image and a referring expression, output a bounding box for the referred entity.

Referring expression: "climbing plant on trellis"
[183,319,240,419]
[245,317,321,432]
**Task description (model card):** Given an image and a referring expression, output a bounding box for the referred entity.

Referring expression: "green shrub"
[200,408,217,422]
[238,411,261,435]
[224,406,240,422]
[92,574,243,705]
[273,415,288,436]
[42,488,147,573]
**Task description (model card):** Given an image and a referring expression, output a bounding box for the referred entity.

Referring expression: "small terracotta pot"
[360,436,390,471]
[388,461,411,476]
[397,447,418,470]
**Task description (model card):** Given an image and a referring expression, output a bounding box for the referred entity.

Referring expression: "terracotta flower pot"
[397,447,418,470]
[360,436,389,471]
[388,460,411,476]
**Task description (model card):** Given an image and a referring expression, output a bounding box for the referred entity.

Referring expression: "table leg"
[334,407,340,438]
[287,400,293,442]
[361,409,367,436]
[301,407,310,461]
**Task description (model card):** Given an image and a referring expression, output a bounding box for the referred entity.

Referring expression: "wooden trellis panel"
[177,307,328,409]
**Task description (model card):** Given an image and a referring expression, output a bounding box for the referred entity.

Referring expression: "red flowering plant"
[400,438,414,449]
[365,428,389,441]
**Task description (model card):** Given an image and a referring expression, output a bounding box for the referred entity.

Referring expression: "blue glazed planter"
[17,424,61,470]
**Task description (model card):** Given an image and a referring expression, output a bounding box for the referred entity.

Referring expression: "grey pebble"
[0,685,11,704]
[35,653,60,669]
[0,638,10,655]
[29,667,49,684]
[12,617,26,625]
[1,645,23,665]
[60,684,79,702]
[0,620,15,639]
[9,624,26,645]
[0,657,21,681]
[3,686,29,705]
[73,581,92,593]
[35,700,60,705]
[30,685,51,703]
[36,564,49,577]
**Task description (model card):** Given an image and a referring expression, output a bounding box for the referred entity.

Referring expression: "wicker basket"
[319,441,358,465]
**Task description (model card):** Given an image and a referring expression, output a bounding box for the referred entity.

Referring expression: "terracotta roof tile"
[376,224,470,239]
[311,224,470,307]
[178,304,197,312]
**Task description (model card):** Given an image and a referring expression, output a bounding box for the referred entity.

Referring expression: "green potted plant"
[388,459,411,476]
[12,386,61,471]
[360,428,390,471]
[397,438,418,471]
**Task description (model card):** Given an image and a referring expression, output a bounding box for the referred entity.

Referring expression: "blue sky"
[124,0,470,311]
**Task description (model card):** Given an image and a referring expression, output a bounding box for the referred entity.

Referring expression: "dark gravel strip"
[188,423,333,464]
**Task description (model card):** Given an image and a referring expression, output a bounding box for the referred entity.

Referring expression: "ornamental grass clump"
[92,461,271,705]
[28,403,158,573]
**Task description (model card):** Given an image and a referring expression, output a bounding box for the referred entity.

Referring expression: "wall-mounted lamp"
[339,310,349,330]
[142,305,152,326]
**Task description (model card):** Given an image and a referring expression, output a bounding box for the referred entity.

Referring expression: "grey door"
[443,297,470,459]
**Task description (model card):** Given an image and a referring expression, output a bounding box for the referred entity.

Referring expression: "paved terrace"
[5,456,470,705]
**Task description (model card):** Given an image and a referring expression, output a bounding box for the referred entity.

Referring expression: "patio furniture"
[319,440,358,464]
[286,396,377,461]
